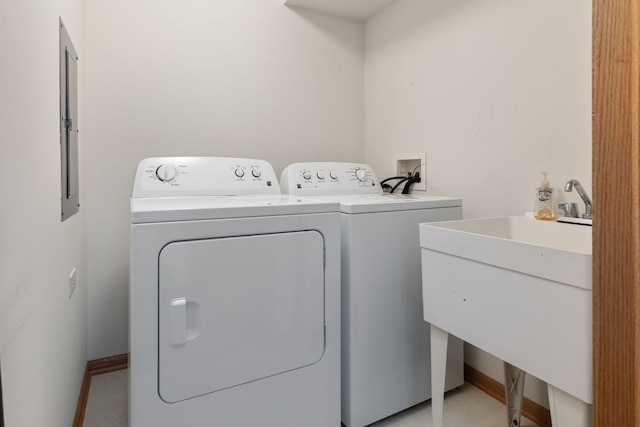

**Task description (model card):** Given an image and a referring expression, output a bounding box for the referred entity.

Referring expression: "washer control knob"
[329,171,338,180]
[354,168,369,182]
[156,164,177,182]
[302,171,312,180]
[235,168,245,178]
[316,172,325,180]
[251,168,261,178]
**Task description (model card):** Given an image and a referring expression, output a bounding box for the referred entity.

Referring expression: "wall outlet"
[395,152,427,191]
[68,267,77,298]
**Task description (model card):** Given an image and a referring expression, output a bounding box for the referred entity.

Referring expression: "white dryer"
[281,162,464,427]
[129,157,341,427]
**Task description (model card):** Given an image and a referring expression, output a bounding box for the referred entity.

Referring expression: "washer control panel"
[132,157,281,197]
[281,162,381,196]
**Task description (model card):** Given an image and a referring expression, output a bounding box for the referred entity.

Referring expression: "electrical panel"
[0,360,4,427]
[60,19,79,221]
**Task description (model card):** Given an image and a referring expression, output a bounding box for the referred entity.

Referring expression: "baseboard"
[464,364,552,427]
[87,354,129,377]
[72,354,129,427]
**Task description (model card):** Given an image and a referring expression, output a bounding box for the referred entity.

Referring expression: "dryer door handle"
[168,297,200,348]
[169,297,187,348]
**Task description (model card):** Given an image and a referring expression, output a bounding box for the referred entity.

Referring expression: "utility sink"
[421,216,592,290]
[420,216,592,427]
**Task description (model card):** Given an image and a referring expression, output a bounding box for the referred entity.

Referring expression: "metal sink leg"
[504,362,526,427]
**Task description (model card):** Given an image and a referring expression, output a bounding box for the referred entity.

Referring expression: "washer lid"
[301,193,462,214]
[130,195,340,223]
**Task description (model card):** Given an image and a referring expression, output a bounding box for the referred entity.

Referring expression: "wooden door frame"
[592,0,640,425]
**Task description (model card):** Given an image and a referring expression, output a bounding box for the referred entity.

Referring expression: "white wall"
[365,0,591,407]
[84,0,365,359]
[0,1,87,426]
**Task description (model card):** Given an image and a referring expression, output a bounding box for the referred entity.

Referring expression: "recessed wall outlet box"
[68,267,77,298]
[395,152,426,191]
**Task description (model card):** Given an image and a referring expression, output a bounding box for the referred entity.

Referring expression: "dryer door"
[158,230,326,403]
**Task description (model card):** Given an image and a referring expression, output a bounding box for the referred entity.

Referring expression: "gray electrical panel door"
[60,19,79,221]
[0,360,4,427]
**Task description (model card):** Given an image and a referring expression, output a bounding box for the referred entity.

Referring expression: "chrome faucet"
[564,179,592,219]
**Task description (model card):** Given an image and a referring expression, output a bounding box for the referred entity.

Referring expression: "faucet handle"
[558,202,579,218]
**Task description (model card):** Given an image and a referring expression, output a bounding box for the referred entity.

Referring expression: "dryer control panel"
[281,162,381,196]
[132,157,281,197]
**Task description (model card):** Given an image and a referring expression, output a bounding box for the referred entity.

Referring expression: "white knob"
[252,168,261,178]
[329,171,338,180]
[316,172,325,180]
[355,168,368,182]
[156,165,177,182]
[302,171,312,180]
[235,168,245,178]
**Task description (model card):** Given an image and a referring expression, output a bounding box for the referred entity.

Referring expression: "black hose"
[401,175,421,194]
[390,177,411,193]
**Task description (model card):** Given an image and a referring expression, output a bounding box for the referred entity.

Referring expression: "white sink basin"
[420,216,592,405]
[420,216,591,290]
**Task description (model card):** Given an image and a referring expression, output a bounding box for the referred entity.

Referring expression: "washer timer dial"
[156,164,178,182]
[354,168,369,182]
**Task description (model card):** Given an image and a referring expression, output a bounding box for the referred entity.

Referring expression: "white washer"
[129,157,341,427]
[281,162,465,427]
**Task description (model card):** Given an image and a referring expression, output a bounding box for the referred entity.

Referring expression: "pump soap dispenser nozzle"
[540,172,549,188]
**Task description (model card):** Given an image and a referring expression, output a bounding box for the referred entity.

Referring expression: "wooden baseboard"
[72,364,90,427]
[464,364,552,427]
[87,354,129,377]
[72,354,129,427]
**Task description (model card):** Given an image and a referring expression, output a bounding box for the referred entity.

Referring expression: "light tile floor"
[83,369,539,427]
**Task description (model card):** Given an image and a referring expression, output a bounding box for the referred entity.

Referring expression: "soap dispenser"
[534,172,555,220]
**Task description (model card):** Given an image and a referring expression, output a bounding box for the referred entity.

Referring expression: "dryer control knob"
[156,164,177,182]
[316,172,325,180]
[354,168,369,182]
[302,171,312,180]
[251,168,261,178]
[329,171,338,180]
[235,168,245,178]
